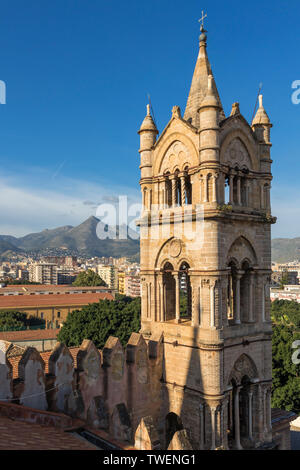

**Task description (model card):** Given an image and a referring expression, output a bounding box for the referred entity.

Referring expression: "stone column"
[171,177,177,207]
[174,273,180,324]
[248,272,255,322]
[191,280,200,327]
[263,388,267,433]
[212,174,218,203]
[266,388,272,433]
[248,391,253,440]
[229,174,234,205]
[234,387,242,449]
[180,175,186,206]
[237,176,241,205]
[162,281,166,322]
[203,175,208,203]
[158,278,163,322]
[235,273,242,324]
[260,182,265,209]
[210,406,217,450]
[245,180,250,206]
[221,399,229,450]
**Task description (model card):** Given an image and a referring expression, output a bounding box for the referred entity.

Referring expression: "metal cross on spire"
[198,10,207,29]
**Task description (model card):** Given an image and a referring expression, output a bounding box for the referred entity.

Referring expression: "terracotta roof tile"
[0,416,96,450]
[0,292,113,308]
[0,328,60,342]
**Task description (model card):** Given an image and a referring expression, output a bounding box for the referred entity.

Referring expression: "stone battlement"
[0,333,166,449]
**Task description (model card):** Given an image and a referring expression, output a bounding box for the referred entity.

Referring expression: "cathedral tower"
[137,20,274,450]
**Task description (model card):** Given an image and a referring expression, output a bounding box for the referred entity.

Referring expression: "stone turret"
[198,74,221,163]
[138,104,158,180]
[252,94,272,144]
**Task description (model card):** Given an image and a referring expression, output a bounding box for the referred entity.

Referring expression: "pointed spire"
[138,104,158,134]
[184,23,225,127]
[252,94,271,126]
[199,74,220,109]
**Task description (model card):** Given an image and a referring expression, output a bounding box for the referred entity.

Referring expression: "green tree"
[279,270,289,289]
[57,294,141,349]
[0,311,28,331]
[272,322,300,412]
[0,310,45,331]
[72,269,107,287]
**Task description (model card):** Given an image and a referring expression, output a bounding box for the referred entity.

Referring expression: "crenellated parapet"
[0,333,164,447]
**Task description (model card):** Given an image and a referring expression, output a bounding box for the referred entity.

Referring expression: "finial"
[146,104,151,116]
[258,94,263,108]
[198,11,207,43]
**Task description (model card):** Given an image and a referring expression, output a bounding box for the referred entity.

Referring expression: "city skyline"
[0,0,299,237]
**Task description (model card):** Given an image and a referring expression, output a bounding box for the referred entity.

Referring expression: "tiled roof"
[271,408,296,429]
[0,284,111,293]
[0,415,96,450]
[0,292,113,308]
[0,328,60,342]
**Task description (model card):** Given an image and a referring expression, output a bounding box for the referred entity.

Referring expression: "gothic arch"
[153,133,199,176]
[155,238,194,270]
[220,129,258,172]
[227,354,259,386]
[226,236,258,269]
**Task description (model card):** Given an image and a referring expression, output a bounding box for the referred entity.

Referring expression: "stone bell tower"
[137,20,275,450]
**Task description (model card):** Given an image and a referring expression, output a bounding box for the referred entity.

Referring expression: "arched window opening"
[233,175,239,205]
[225,175,230,204]
[184,167,192,205]
[228,379,236,448]
[227,261,237,322]
[165,173,172,208]
[165,412,183,448]
[143,187,147,210]
[240,376,252,446]
[163,262,176,321]
[176,176,182,206]
[179,262,191,321]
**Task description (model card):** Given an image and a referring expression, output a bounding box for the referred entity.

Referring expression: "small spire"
[252,94,271,126]
[199,74,219,109]
[138,104,158,134]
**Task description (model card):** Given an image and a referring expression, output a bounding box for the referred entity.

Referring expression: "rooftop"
[0,292,114,309]
[0,328,60,343]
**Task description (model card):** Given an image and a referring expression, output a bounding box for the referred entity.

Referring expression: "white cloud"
[0,171,141,237]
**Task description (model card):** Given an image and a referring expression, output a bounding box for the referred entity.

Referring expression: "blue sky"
[0,0,299,237]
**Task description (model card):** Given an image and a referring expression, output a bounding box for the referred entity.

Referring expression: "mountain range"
[0,216,298,263]
[0,216,140,260]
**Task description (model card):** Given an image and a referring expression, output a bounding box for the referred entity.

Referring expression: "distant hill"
[1,219,297,264]
[271,238,300,263]
[0,216,139,259]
